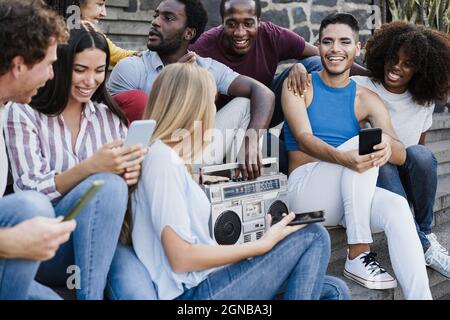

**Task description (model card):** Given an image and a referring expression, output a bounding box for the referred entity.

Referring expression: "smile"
[387,71,402,81]
[233,39,249,48]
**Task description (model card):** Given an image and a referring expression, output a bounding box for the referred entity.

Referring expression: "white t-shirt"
[0,103,8,197]
[131,140,218,300]
[351,76,434,147]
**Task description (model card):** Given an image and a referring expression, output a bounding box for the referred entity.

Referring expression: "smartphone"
[62,180,104,221]
[287,211,325,226]
[124,120,156,147]
[359,128,382,155]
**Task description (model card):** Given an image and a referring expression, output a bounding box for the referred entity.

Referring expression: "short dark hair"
[220,0,261,20]
[0,0,68,76]
[365,21,450,105]
[30,24,127,125]
[176,0,208,43]
[319,12,359,40]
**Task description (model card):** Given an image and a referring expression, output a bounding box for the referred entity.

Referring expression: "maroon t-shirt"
[190,21,305,108]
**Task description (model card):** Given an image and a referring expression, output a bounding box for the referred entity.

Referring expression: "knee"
[322,276,351,300]
[406,145,437,171]
[297,224,331,252]
[298,56,323,72]
[13,191,55,220]
[90,173,128,206]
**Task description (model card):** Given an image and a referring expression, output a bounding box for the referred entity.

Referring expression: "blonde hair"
[120,63,217,244]
[143,63,217,163]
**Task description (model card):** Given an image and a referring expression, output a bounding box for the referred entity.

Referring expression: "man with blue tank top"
[281,13,431,299]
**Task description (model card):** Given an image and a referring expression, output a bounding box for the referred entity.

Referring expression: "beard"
[147,29,185,55]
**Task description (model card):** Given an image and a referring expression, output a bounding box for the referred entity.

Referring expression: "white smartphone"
[124,119,156,147]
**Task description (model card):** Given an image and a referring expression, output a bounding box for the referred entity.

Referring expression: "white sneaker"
[344,251,397,290]
[425,246,450,278]
[425,233,449,255]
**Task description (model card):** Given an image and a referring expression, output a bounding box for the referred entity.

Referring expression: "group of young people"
[0,0,449,300]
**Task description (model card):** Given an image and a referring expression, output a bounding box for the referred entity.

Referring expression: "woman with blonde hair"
[124,63,350,300]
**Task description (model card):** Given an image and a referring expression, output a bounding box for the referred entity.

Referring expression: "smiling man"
[0,0,76,300]
[108,0,275,180]
[190,0,319,128]
[282,13,431,299]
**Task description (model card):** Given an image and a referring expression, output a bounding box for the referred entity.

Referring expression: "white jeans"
[202,97,252,165]
[288,136,431,300]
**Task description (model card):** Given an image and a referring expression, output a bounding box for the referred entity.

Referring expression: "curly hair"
[0,0,68,76]
[365,21,450,105]
[177,0,208,43]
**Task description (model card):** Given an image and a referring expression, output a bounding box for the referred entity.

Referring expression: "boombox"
[199,158,289,245]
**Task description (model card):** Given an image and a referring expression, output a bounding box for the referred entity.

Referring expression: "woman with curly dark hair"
[352,21,450,279]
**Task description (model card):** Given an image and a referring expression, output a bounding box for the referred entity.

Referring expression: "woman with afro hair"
[352,21,450,279]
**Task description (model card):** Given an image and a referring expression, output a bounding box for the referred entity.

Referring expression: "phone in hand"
[359,128,382,155]
[287,211,325,226]
[124,120,156,147]
[62,180,104,221]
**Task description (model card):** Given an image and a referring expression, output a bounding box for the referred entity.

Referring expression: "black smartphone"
[288,211,325,226]
[359,128,382,155]
[62,180,104,221]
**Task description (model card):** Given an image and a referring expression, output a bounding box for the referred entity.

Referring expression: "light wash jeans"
[288,136,431,299]
[176,224,350,300]
[377,145,438,248]
[35,173,128,300]
[0,191,61,300]
[106,243,157,300]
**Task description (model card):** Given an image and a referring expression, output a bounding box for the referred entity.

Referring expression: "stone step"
[438,162,450,178]
[426,139,450,164]
[327,221,450,300]
[106,0,130,8]
[103,7,153,22]
[430,113,450,131]
[100,20,150,36]
[435,174,450,213]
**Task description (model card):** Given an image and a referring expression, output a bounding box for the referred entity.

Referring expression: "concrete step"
[106,0,130,8]
[435,174,450,213]
[100,20,150,36]
[103,7,153,22]
[429,113,450,132]
[426,139,450,164]
[327,221,450,300]
[438,162,450,178]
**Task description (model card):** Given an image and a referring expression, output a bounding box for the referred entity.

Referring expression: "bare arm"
[228,75,275,180]
[419,133,426,145]
[162,213,302,273]
[54,140,145,195]
[363,90,406,166]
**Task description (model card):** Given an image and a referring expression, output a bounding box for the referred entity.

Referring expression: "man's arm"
[362,89,406,165]
[228,75,275,180]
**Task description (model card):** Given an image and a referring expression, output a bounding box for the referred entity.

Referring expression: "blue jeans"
[106,243,157,300]
[35,173,128,300]
[176,224,350,300]
[377,145,438,248]
[0,191,61,300]
[271,56,323,128]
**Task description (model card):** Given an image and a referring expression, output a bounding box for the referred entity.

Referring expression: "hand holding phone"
[125,120,156,147]
[359,128,382,155]
[63,180,104,221]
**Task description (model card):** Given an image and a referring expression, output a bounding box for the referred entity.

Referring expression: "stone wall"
[104,0,380,64]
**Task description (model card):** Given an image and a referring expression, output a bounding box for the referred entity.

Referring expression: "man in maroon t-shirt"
[189,0,321,127]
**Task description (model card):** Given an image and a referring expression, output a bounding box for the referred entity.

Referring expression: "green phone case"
[63,180,104,221]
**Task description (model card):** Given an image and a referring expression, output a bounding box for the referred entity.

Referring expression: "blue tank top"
[283,72,360,151]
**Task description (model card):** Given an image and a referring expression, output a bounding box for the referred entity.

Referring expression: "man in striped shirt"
[0,0,75,300]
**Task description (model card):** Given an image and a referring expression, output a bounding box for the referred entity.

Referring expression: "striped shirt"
[0,104,7,197]
[4,101,127,201]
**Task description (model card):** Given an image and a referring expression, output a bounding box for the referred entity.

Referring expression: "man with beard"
[107,0,275,180]
[282,13,431,299]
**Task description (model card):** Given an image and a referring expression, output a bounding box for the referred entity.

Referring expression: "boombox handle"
[198,157,279,185]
